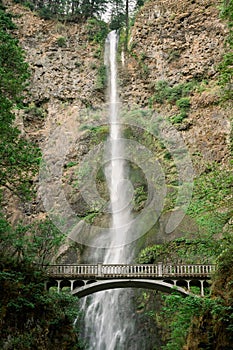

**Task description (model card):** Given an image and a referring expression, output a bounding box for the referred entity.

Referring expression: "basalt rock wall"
[121,0,231,169]
[3,0,232,259]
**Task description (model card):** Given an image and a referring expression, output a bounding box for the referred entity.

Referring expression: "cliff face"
[4,0,232,250]
[9,0,231,172]
[5,2,106,242]
[122,0,231,168]
[10,2,104,134]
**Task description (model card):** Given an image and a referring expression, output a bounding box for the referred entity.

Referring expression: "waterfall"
[81,30,135,350]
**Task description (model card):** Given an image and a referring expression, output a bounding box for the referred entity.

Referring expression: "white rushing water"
[81,30,135,350]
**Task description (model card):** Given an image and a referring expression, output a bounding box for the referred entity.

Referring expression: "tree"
[0,2,40,199]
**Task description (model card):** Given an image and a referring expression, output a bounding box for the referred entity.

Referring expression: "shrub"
[38,6,53,20]
[169,111,187,124]
[152,81,195,104]
[176,97,190,110]
[56,36,66,47]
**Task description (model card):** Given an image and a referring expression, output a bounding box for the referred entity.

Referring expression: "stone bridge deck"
[45,263,216,280]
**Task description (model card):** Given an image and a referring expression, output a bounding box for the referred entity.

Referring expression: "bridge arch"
[71,279,191,298]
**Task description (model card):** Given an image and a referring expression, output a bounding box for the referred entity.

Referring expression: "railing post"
[158,262,163,277]
[97,263,102,278]
[200,280,204,297]
[56,280,62,293]
[70,280,75,291]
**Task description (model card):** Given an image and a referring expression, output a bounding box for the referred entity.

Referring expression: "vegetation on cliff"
[0,210,83,349]
[135,0,233,347]
[0,2,39,199]
[0,3,83,348]
[13,0,144,29]
[218,0,233,101]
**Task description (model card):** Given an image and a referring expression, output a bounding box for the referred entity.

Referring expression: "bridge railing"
[45,263,216,279]
[46,264,98,277]
[163,264,216,276]
[101,264,159,277]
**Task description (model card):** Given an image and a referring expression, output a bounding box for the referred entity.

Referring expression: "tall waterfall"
[81,30,135,350]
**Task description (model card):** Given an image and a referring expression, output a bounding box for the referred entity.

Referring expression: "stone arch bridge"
[45,263,215,297]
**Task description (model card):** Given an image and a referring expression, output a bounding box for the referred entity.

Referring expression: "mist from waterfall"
[81,30,136,350]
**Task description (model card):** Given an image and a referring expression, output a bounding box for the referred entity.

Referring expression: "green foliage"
[0,266,83,349]
[218,51,233,100]
[83,212,98,224]
[80,124,109,144]
[167,49,181,62]
[109,0,126,30]
[0,24,29,102]
[65,161,78,168]
[139,160,233,348]
[0,212,83,348]
[0,5,16,30]
[138,237,221,265]
[133,185,147,211]
[216,244,233,278]
[161,294,204,350]
[0,215,65,266]
[95,64,107,91]
[218,0,233,100]
[169,110,187,124]
[56,36,67,47]
[140,62,149,78]
[38,5,53,20]
[0,5,83,348]
[188,163,233,216]
[138,245,161,264]
[178,243,233,349]
[0,5,40,199]
[110,11,126,30]
[15,0,109,22]
[160,290,233,349]
[230,120,233,155]
[93,46,102,59]
[160,293,233,350]
[176,97,190,110]
[86,18,108,44]
[0,127,40,199]
[151,80,195,105]
[169,98,190,124]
